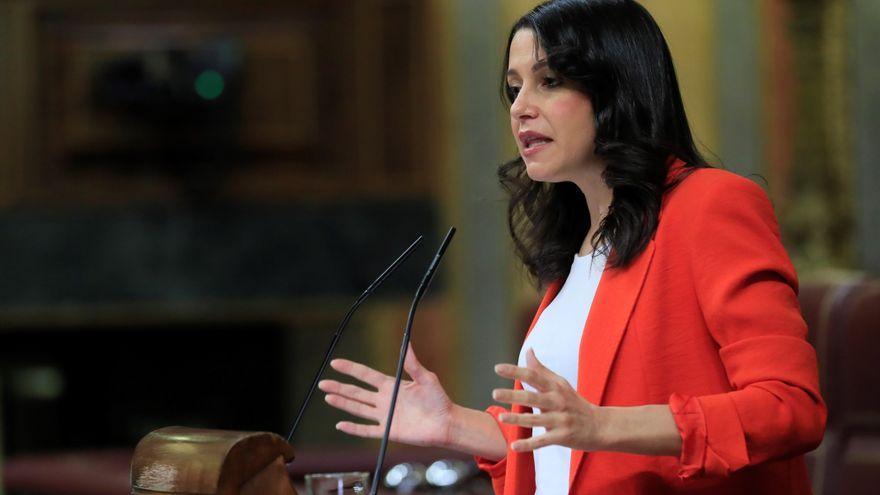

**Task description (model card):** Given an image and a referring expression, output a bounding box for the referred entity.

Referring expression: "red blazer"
[476,161,826,494]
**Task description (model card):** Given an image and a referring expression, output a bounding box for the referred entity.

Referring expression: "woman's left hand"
[492,348,606,453]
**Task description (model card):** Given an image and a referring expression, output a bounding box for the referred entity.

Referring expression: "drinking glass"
[305,471,369,494]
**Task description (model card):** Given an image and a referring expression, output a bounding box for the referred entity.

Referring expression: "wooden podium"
[131,427,298,495]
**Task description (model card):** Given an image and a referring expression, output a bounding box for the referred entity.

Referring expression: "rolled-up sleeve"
[474,405,511,493]
[670,175,826,479]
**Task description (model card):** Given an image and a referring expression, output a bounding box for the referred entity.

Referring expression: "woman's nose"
[510,92,537,121]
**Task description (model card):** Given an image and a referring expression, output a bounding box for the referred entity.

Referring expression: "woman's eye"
[543,77,560,87]
[507,85,521,98]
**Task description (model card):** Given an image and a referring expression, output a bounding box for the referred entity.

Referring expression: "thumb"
[404,342,429,381]
[525,348,547,371]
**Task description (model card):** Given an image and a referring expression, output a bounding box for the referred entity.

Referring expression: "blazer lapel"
[525,281,562,339]
[569,239,656,489]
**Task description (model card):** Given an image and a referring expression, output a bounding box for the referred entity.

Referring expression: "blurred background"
[0,0,877,494]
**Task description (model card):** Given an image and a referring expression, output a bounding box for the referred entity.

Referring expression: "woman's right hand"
[318,344,455,449]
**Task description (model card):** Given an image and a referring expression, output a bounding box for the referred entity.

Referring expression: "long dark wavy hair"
[500,0,709,284]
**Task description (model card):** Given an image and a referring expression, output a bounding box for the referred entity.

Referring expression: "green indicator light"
[194,70,225,100]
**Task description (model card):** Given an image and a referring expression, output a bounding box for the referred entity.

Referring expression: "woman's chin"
[524,161,560,183]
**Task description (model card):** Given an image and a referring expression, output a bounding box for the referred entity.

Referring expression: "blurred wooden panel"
[0,0,437,204]
[47,22,319,155]
[242,28,318,152]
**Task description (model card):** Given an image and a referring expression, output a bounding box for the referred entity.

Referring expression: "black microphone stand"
[286,236,423,443]
[369,227,456,495]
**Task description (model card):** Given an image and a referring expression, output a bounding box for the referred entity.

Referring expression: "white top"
[517,250,607,495]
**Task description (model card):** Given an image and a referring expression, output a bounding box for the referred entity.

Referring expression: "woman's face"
[506,29,599,183]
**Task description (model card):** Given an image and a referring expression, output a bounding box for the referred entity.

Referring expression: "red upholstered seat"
[800,279,880,495]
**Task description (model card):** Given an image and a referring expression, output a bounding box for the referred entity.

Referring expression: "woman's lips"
[522,140,551,158]
[518,131,553,158]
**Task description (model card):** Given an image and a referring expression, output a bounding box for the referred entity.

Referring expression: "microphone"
[369,227,456,495]
[286,235,424,443]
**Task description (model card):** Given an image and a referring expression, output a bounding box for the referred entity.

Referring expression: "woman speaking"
[318,0,826,493]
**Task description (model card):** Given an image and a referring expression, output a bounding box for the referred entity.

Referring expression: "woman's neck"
[571,163,613,255]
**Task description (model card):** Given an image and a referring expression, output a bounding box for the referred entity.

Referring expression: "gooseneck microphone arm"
[285,235,424,443]
[370,227,456,495]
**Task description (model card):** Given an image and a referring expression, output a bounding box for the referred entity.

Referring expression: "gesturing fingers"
[498,411,558,428]
[335,421,382,439]
[494,363,556,392]
[510,431,563,452]
[318,379,375,407]
[492,388,561,410]
[329,358,387,389]
[324,394,378,422]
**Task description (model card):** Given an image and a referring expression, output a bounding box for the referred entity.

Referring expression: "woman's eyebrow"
[506,60,549,78]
